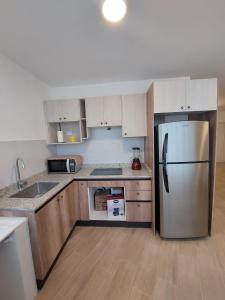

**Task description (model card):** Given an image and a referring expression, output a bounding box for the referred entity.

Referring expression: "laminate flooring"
[36,163,225,300]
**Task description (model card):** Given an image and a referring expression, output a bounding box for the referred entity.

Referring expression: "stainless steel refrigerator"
[155,121,209,238]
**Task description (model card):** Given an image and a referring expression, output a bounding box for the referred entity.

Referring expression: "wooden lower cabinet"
[58,182,78,242]
[78,181,89,220]
[126,202,152,222]
[0,181,79,281]
[35,195,63,279]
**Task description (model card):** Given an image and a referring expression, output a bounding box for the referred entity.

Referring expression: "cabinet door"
[103,96,122,126]
[61,99,80,122]
[154,78,188,113]
[188,79,217,111]
[126,202,152,222]
[58,182,80,242]
[122,94,147,137]
[45,100,63,123]
[78,181,89,220]
[35,195,62,279]
[85,98,104,127]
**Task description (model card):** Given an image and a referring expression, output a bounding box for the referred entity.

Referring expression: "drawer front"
[125,180,151,191]
[126,202,152,222]
[88,181,124,188]
[126,190,151,201]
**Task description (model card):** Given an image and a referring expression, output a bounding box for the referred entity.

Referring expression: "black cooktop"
[90,168,122,176]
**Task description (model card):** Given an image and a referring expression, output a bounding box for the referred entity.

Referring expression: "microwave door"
[48,160,67,173]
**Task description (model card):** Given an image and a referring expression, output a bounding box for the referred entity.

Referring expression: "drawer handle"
[136,192,140,196]
[137,204,141,207]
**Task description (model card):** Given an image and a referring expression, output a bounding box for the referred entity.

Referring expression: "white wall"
[0,53,48,141]
[56,127,144,164]
[48,79,152,99]
[0,53,52,189]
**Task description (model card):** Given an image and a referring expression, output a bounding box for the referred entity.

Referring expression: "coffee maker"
[131,147,142,170]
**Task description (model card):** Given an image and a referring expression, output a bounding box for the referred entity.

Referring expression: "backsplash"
[54,127,145,164]
[0,140,54,189]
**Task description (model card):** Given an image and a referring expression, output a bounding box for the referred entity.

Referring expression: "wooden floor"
[36,164,225,300]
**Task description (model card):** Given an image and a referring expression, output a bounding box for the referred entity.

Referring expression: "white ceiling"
[0,0,224,87]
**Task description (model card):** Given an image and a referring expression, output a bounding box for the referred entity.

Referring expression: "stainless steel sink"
[10,182,59,198]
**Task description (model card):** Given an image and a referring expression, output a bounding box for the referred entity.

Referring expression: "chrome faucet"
[16,158,27,190]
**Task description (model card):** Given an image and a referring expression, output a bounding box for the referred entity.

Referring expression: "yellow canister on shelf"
[69,135,76,143]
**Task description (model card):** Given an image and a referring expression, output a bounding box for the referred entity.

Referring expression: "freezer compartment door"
[158,121,209,163]
[159,163,209,238]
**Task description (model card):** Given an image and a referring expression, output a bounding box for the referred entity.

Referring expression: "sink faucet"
[16,158,27,190]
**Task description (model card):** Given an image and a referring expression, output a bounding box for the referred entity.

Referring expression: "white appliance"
[155,121,209,238]
[0,218,37,300]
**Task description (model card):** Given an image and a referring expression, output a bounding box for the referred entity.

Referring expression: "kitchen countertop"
[0,217,27,243]
[0,164,152,212]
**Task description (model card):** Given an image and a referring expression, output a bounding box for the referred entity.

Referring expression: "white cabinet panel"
[122,94,147,137]
[103,96,122,126]
[188,79,217,111]
[45,100,62,123]
[154,78,188,113]
[85,97,104,127]
[62,99,80,122]
[45,99,80,123]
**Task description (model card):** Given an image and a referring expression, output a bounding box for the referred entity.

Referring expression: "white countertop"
[0,217,27,243]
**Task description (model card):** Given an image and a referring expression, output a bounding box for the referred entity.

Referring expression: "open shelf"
[88,186,126,221]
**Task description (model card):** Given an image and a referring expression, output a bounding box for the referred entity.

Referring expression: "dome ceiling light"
[102,0,127,23]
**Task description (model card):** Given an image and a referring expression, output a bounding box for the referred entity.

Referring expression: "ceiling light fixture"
[102,0,127,23]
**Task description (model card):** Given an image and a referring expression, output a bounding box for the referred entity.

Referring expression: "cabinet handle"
[187,106,191,109]
[124,133,127,136]
[59,117,62,120]
[105,122,108,125]
[60,195,63,199]
[100,122,103,125]
[64,117,67,120]
[137,192,140,196]
[137,204,141,208]
[180,106,184,110]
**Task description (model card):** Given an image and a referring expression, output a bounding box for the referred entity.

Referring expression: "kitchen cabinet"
[35,195,63,279]
[78,181,89,220]
[85,96,122,127]
[154,77,217,113]
[0,181,79,281]
[188,79,217,111]
[154,78,188,114]
[126,202,152,222]
[58,182,78,242]
[45,99,80,123]
[122,94,147,137]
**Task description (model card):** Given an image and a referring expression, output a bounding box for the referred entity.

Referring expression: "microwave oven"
[47,155,83,173]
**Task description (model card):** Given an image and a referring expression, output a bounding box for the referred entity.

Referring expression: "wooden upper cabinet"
[103,96,122,126]
[45,99,80,123]
[85,97,104,127]
[154,78,188,114]
[85,96,122,127]
[122,94,147,137]
[188,79,217,111]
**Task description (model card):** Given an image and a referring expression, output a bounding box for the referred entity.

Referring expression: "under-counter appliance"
[47,155,83,173]
[155,121,209,239]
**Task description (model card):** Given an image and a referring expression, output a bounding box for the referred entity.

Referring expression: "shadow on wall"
[53,127,144,164]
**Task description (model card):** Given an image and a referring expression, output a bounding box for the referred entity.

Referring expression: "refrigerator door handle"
[163,165,170,193]
[162,133,168,165]
[162,133,169,193]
